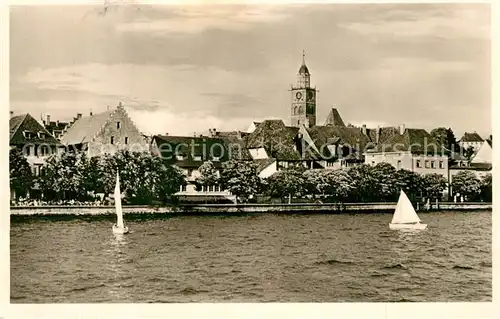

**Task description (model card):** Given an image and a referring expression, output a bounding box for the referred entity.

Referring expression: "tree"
[265,166,306,203]
[393,169,424,201]
[451,171,481,201]
[347,164,377,202]
[323,169,354,203]
[430,127,459,152]
[194,160,219,191]
[9,148,34,201]
[100,150,186,204]
[370,162,398,201]
[39,152,83,201]
[219,160,261,203]
[422,173,447,200]
[479,173,492,202]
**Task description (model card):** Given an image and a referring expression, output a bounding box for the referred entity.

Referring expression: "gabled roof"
[10,113,59,145]
[324,108,346,127]
[214,131,252,161]
[152,135,229,168]
[60,110,113,145]
[367,126,400,144]
[307,125,374,158]
[460,132,484,142]
[45,120,70,133]
[245,119,302,160]
[368,128,446,155]
[253,158,277,173]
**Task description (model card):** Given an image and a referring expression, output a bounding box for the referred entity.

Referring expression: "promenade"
[10,202,492,218]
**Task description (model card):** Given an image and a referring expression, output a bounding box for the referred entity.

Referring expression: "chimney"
[376,126,381,144]
[399,124,405,135]
[46,114,51,124]
[77,113,82,120]
[361,124,367,135]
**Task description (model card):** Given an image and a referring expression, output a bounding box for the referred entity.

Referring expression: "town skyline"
[10,3,491,137]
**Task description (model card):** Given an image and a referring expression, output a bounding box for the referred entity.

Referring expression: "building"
[458,132,484,152]
[10,112,60,176]
[290,52,317,128]
[42,113,74,140]
[59,102,148,157]
[364,125,449,179]
[150,135,234,200]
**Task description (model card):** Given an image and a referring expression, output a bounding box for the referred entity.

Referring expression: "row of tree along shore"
[10,148,491,206]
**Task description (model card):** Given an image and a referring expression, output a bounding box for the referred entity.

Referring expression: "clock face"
[295,92,302,100]
[307,91,314,101]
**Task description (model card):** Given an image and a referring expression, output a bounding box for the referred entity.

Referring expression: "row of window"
[22,131,48,139]
[110,136,129,145]
[23,145,52,157]
[175,155,221,162]
[179,185,223,192]
[416,160,444,169]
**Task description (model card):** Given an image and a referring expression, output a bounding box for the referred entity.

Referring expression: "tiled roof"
[45,121,70,133]
[152,135,229,168]
[253,158,276,173]
[214,131,252,161]
[460,132,484,142]
[324,108,346,127]
[450,163,492,171]
[307,125,374,158]
[368,128,447,155]
[245,119,302,160]
[367,126,400,144]
[10,113,59,145]
[60,110,113,145]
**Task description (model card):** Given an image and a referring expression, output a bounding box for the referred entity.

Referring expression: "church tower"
[290,51,317,128]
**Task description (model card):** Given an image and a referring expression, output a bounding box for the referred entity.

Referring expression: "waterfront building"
[150,135,234,201]
[59,102,148,157]
[458,132,484,152]
[10,112,60,176]
[42,114,72,140]
[364,125,449,178]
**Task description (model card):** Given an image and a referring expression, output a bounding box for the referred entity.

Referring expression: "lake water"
[10,211,491,302]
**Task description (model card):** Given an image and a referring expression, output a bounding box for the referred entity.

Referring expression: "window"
[208,185,214,192]
[24,145,31,156]
[180,184,187,192]
[125,137,128,145]
[439,161,444,169]
[110,136,114,144]
[371,161,375,165]
[214,185,220,192]
[117,122,121,129]
[416,160,421,168]
[431,161,435,169]
[37,132,46,139]
[425,160,430,168]
[397,160,401,170]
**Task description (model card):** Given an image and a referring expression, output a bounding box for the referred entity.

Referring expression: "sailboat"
[112,172,129,234]
[389,190,427,230]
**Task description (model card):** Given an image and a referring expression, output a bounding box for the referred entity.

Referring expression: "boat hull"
[112,224,129,234]
[389,223,427,230]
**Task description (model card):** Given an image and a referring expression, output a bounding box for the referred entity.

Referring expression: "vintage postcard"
[3,0,497,318]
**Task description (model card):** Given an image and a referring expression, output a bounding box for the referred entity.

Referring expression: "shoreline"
[10,202,492,219]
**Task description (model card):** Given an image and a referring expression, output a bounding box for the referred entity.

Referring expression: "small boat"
[112,172,129,234]
[389,190,427,230]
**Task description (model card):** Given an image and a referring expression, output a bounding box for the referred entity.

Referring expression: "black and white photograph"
[4,0,495,316]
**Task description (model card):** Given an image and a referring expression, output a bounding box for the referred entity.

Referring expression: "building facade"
[59,102,148,157]
[290,53,317,128]
[10,113,60,176]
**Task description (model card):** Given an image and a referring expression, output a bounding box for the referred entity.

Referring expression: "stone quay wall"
[10,202,492,217]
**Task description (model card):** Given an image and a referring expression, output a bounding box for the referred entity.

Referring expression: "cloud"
[339,5,489,39]
[116,5,289,35]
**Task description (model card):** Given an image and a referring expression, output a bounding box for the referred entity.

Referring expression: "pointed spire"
[302,49,306,65]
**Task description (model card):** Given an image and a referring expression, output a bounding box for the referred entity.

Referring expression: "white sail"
[391,190,421,224]
[114,172,124,229]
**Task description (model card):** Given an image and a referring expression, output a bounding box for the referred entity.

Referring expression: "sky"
[9,3,491,138]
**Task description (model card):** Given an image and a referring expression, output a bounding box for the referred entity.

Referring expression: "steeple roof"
[298,50,310,75]
[324,108,346,127]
